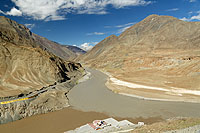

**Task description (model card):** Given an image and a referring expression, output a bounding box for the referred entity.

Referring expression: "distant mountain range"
[32,34,86,60]
[65,45,86,55]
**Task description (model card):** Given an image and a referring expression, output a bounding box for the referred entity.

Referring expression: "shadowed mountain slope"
[65,45,86,55]
[32,34,79,60]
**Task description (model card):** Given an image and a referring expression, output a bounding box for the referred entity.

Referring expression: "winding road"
[68,68,200,119]
[0,86,55,105]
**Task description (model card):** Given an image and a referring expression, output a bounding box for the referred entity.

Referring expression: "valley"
[0,13,200,133]
[0,16,85,124]
[79,15,200,103]
[68,68,200,119]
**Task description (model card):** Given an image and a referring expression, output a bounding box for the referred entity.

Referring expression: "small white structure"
[65,118,144,133]
[137,122,145,126]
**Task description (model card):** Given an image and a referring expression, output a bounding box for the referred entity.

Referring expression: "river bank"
[1,68,200,133]
[68,68,200,119]
[105,71,200,103]
[0,107,163,133]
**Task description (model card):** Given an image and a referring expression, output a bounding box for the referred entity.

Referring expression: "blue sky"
[0,0,200,50]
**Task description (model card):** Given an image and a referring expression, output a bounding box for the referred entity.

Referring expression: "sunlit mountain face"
[0,0,199,50]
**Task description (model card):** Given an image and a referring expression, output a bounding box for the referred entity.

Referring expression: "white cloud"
[0,10,6,15]
[11,0,66,21]
[190,14,200,20]
[166,8,179,12]
[180,17,190,21]
[87,32,105,36]
[0,7,22,16]
[105,22,135,34]
[6,7,22,16]
[105,22,136,28]
[24,24,35,30]
[181,11,200,21]
[79,42,98,51]
[115,22,136,28]
[0,0,152,21]
[92,42,99,45]
[188,11,193,14]
[107,0,152,8]
[189,0,196,2]
[80,42,94,51]
[118,25,131,33]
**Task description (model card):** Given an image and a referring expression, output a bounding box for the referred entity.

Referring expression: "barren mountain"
[80,15,200,102]
[0,16,84,97]
[0,16,84,60]
[32,34,79,60]
[65,45,86,55]
[0,16,85,124]
[78,35,118,61]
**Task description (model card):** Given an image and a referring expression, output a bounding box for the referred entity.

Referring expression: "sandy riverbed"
[106,72,200,103]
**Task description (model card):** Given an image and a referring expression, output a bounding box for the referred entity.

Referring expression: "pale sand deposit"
[105,72,200,103]
[110,76,200,96]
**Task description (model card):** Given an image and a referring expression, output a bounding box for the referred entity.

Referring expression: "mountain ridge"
[80,14,200,62]
[0,16,85,97]
[79,14,200,102]
[0,16,84,60]
[0,16,86,124]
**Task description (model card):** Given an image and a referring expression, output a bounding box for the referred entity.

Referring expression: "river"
[68,68,200,119]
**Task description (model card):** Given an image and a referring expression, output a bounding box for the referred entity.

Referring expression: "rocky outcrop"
[0,81,76,124]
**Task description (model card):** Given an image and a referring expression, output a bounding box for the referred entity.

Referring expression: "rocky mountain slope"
[79,15,200,102]
[78,35,118,61]
[65,45,86,55]
[81,15,200,61]
[0,16,84,97]
[32,34,79,60]
[0,16,85,124]
[0,16,84,60]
